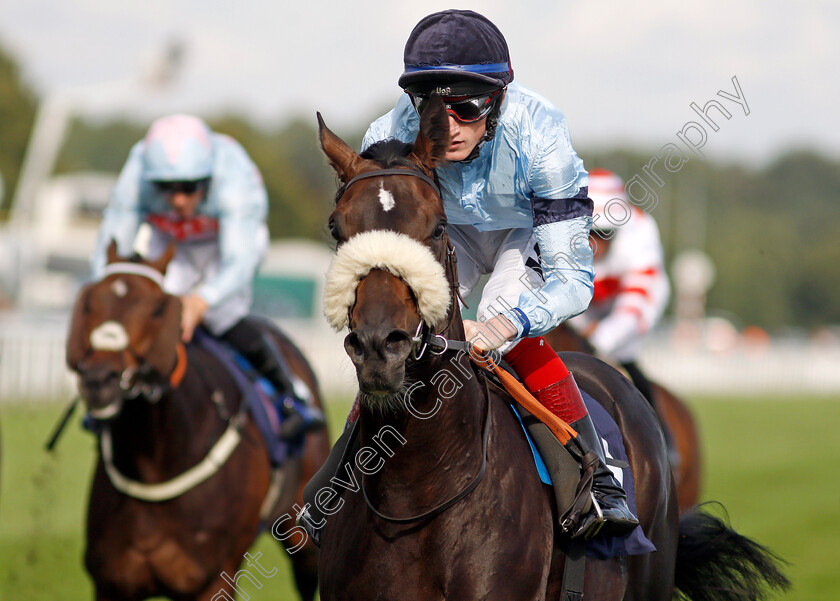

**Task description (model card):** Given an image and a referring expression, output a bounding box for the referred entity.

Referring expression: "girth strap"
[561,538,587,601]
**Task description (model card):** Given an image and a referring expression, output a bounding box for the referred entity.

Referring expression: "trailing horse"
[543,323,702,513]
[312,95,789,601]
[66,243,329,601]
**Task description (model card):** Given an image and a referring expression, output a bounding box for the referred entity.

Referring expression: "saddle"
[194,329,306,466]
[483,365,655,559]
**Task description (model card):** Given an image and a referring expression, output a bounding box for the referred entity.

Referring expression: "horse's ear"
[148,242,176,275]
[106,240,121,265]
[67,284,92,371]
[318,112,365,183]
[410,94,449,171]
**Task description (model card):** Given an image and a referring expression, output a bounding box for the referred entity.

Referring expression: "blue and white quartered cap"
[398,9,514,92]
[141,114,215,182]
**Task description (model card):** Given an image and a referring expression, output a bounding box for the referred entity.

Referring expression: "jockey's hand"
[180,294,209,342]
[464,315,518,353]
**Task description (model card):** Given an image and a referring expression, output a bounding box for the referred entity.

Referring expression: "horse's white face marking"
[378,182,395,212]
[90,321,130,352]
[111,279,128,297]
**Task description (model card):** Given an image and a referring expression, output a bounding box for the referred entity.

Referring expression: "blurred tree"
[579,147,840,331]
[208,114,334,241]
[51,119,840,331]
[0,40,37,216]
[56,119,146,173]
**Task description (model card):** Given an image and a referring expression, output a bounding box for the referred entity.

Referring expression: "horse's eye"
[328,219,341,242]
[432,223,446,240]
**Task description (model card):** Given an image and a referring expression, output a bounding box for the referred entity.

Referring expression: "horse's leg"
[93,588,130,601]
[284,542,320,601]
[624,482,680,601]
[195,573,236,601]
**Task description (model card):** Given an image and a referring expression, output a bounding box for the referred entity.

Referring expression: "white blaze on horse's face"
[378,182,395,212]
[111,279,128,298]
[90,320,130,352]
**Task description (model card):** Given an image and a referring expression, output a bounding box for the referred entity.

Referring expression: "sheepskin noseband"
[324,230,451,331]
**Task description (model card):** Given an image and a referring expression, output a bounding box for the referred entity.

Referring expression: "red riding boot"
[506,337,639,539]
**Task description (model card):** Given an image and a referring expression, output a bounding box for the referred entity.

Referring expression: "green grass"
[1,395,837,600]
[0,399,353,601]
[689,396,840,601]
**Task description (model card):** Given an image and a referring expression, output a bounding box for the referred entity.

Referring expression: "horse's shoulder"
[483,374,535,436]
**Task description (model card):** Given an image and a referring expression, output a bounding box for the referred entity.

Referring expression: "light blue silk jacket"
[362,82,595,338]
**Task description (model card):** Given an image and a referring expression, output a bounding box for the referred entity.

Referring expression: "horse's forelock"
[334,140,426,204]
[361,139,415,166]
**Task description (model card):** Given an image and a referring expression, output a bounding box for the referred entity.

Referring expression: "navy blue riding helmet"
[399,9,514,97]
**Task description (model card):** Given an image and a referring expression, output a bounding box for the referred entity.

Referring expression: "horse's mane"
[333,139,419,204]
[361,139,414,166]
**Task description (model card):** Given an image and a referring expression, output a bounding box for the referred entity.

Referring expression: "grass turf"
[0,395,837,600]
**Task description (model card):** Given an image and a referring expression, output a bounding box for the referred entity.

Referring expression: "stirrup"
[279,397,326,441]
[576,492,606,540]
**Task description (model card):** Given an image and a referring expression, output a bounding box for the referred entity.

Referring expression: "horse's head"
[320,97,456,404]
[66,242,182,418]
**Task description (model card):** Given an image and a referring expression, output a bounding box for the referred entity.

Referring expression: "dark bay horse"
[314,96,788,601]
[66,243,329,601]
[543,324,702,513]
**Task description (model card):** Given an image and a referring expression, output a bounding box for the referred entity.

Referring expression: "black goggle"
[409,90,502,123]
[153,179,209,195]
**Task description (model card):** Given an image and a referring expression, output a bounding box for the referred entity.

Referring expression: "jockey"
[301,9,637,542]
[91,114,325,440]
[567,168,670,408]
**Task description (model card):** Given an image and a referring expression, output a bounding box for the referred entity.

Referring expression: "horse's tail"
[674,503,790,601]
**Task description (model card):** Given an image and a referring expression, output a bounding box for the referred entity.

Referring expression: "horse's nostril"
[344,332,365,362]
[384,330,412,359]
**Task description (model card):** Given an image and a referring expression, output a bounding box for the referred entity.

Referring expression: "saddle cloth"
[512,389,656,559]
[195,329,304,466]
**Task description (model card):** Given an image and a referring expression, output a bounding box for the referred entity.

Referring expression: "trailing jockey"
[91,114,325,440]
[568,168,674,456]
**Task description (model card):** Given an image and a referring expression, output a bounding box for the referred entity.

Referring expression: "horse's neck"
[107,365,228,481]
[360,346,487,505]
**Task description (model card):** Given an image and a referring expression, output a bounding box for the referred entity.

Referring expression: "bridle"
[340,167,441,200]
[338,166,492,525]
[83,263,187,408]
[338,166,469,361]
[409,240,470,361]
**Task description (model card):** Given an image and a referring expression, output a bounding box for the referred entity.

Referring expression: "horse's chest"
[322,507,549,601]
[87,500,214,594]
[89,534,209,596]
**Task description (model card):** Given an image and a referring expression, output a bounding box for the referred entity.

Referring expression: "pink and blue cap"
[141,114,214,182]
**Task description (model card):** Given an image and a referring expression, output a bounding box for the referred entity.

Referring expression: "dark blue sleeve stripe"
[531,186,593,228]
[510,307,531,338]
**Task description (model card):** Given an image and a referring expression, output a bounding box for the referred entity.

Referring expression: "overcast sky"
[2,0,838,165]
